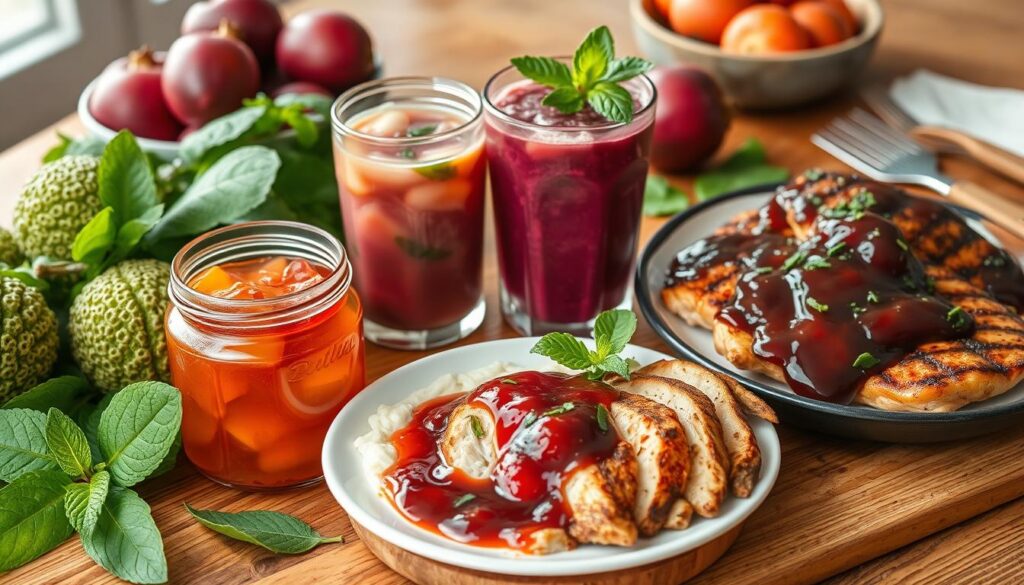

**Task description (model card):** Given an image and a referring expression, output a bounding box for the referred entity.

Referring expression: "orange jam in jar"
[166,221,365,490]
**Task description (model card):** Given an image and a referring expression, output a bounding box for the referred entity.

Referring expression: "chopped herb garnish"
[522,411,538,428]
[803,168,825,181]
[896,239,909,251]
[803,256,831,270]
[806,297,829,312]
[595,403,609,433]
[782,250,807,271]
[470,416,485,438]
[852,352,881,369]
[542,402,575,417]
[500,378,519,385]
[754,266,773,275]
[827,242,847,257]
[399,147,416,159]
[811,196,823,206]
[850,302,866,316]
[926,276,936,293]
[947,306,969,329]
[453,494,476,508]
[407,124,438,137]
[867,290,879,304]
[901,275,917,290]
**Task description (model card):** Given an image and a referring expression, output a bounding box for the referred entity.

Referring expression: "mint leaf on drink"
[65,469,110,536]
[0,408,58,482]
[531,309,640,380]
[0,470,73,572]
[511,25,652,123]
[695,138,790,201]
[44,408,91,478]
[643,175,690,217]
[83,487,167,584]
[97,381,182,488]
[185,504,344,554]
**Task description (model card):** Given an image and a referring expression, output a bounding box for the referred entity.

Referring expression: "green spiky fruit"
[0,227,23,267]
[69,259,171,392]
[0,276,59,400]
[13,155,102,260]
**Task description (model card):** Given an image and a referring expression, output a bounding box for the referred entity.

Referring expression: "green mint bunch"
[531,309,639,380]
[0,381,181,583]
[510,26,653,124]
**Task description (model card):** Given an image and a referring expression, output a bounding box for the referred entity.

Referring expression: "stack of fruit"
[88,0,376,141]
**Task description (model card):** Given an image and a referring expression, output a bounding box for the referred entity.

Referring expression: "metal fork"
[812,108,1024,239]
[860,85,1024,185]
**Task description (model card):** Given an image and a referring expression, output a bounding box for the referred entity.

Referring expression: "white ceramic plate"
[636,188,1024,442]
[322,337,780,577]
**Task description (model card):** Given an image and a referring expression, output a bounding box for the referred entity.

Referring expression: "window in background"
[0,0,81,80]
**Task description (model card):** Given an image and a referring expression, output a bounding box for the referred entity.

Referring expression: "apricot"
[791,1,854,47]
[821,0,859,33]
[667,0,755,45]
[721,5,811,54]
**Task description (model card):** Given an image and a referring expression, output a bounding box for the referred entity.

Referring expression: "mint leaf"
[273,93,333,118]
[603,56,653,83]
[180,106,268,163]
[541,87,585,114]
[531,333,593,370]
[0,470,73,572]
[64,469,110,536]
[395,236,451,261]
[643,175,690,217]
[114,204,164,258]
[98,381,181,487]
[82,394,113,464]
[71,207,117,265]
[695,138,789,201]
[280,106,319,148]
[573,26,613,89]
[83,487,167,584]
[510,56,573,89]
[98,131,158,225]
[587,81,634,124]
[149,433,181,479]
[185,504,344,554]
[2,376,92,413]
[0,409,58,482]
[598,354,631,379]
[147,146,281,241]
[44,408,91,478]
[594,309,638,357]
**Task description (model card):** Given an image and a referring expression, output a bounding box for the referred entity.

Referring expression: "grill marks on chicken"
[662,171,1024,411]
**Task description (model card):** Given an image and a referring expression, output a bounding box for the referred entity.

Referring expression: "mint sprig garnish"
[531,309,639,380]
[510,26,652,124]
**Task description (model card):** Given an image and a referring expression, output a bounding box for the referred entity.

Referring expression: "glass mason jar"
[484,61,656,336]
[165,221,365,490]
[331,77,486,350]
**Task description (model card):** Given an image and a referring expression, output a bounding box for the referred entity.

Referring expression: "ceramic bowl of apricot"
[631,0,883,109]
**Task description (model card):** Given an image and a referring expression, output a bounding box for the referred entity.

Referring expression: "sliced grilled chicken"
[665,499,694,530]
[609,393,690,535]
[564,441,639,547]
[525,528,573,555]
[616,375,730,518]
[440,402,497,479]
[716,372,779,424]
[638,360,771,498]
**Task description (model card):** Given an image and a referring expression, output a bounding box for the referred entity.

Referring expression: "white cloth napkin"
[889,70,1024,157]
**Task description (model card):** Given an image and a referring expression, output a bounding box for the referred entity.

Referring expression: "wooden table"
[4,0,1024,583]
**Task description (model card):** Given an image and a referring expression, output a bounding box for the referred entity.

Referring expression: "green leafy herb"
[470,416,485,439]
[522,411,538,428]
[827,242,847,257]
[0,470,73,572]
[42,133,105,163]
[781,250,807,272]
[896,239,909,251]
[413,162,457,181]
[803,168,825,181]
[695,138,790,201]
[867,291,879,304]
[453,494,476,508]
[44,408,91,478]
[0,408,58,482]
[850,302,866,317]
[180,106,268,163]
[185,504,343,554]
[803,256,831,270]
[500,378,519,385]
[97,382,182,488]
[64,469,110,536]
[98,131,159,225]
[596,404,609,433]
[852,352,881,369]
[511,26,652,123]
[395,236,452,261]
[542,402,576,417]
[1,376,93,414]
[407,124,438,137]
[84,487,167,584]
[531,309,639,380]
[806,297,829,312]
[947,306,970,329]
[643,175,690,217]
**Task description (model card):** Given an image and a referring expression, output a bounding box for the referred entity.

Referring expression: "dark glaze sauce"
[382,371,620,551]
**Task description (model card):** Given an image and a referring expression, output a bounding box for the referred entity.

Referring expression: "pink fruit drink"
[484,72,656,334]
[332,78,486,348]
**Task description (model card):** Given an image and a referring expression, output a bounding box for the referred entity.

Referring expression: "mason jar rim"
[482,57,657,133]
[168,220,352,330]
[331,76,483,146]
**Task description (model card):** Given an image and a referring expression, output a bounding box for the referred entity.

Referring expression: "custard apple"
[13,155,102,259]
[0,276,59,400]
[0,227,23,267]
[69,259,171,392]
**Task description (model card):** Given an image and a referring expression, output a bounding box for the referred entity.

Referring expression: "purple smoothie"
[484,78,655,332]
